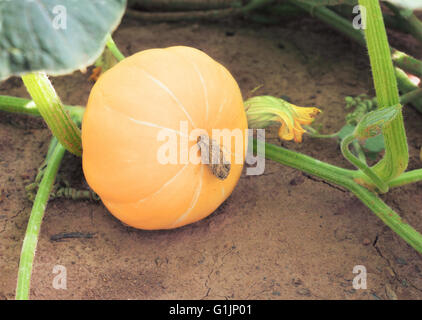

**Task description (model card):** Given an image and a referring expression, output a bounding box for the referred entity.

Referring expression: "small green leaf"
[337,124,356,141]
[0,0,127,81]
[337,123,385,158]
[363,134,385,153]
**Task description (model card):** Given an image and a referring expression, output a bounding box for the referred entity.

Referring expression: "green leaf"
[338,123,385,158]
[0,0,127,81]
[363,134,385,153]
[365,151,380,161]
[337,124,356,141]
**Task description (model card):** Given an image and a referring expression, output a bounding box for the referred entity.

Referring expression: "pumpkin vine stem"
[388,168,422,188]
[21,73,83,156]
[106,33,125,62]
[341,134,388,193]
[197,134,231,180]
[0,95,85,125]
[383,1,422,45]
[16,139,66,300]
[125,0,273,22]
[358,0,408,184]
[255,140,422,253]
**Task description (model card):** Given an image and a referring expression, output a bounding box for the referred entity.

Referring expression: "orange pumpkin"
[82,46,248,230]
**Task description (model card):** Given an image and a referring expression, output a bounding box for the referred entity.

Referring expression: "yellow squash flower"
[244,96,321,143]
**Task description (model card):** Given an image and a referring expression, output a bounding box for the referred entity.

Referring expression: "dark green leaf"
[337,123,385,158]
[363,134,385,153]
[0,0,127,81]
[337,124,355,141]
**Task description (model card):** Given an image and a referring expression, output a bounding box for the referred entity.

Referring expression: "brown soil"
[1,15,422,300]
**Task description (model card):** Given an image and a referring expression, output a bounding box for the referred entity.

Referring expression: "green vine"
[105,34,126,62]
[255,140,422,253]
[21,73,82,156]
[15,140,66,300]
[0,95,85,126]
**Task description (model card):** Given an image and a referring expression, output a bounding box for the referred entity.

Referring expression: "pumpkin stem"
[197,134,231,180]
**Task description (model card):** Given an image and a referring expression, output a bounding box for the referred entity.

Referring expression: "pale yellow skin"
[82,46,248,230]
